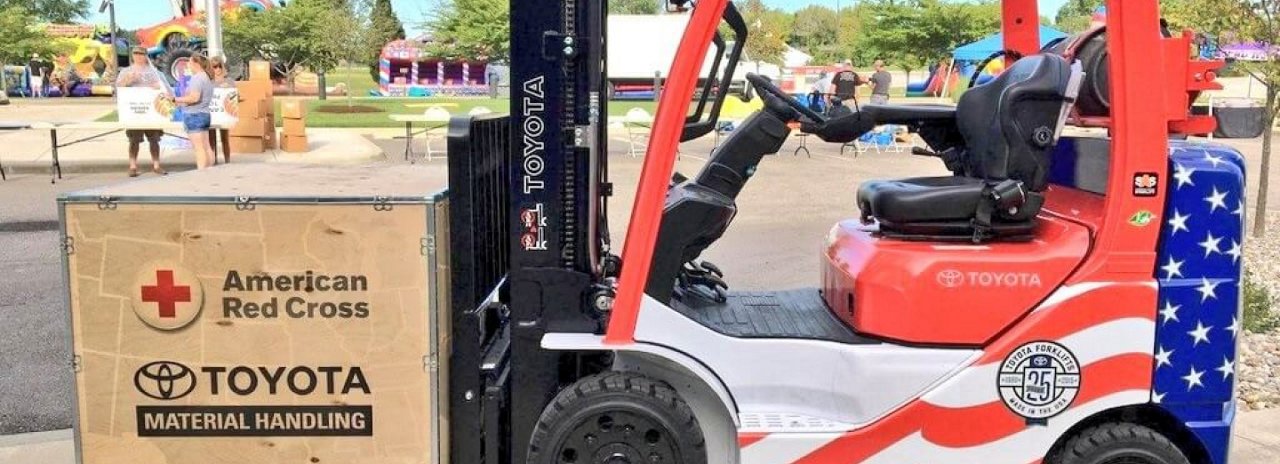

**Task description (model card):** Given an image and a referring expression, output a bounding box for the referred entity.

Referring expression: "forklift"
[444,1,1245,463]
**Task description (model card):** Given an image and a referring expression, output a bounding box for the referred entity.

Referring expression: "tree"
[0,5,61,93]
[611,0,659,14]
[224,0,357,90]
[791,5,838,63]
[1164,0,1280,237]
[738,0,789,64]
[367,0,405,80]
[857,0,999,77]
[0,0,88,23]
[427,0,510,61]
[1054,0,1104,32]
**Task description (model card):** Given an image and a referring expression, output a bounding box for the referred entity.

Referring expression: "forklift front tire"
[1052,422,1190,464]
[528,372,707,464]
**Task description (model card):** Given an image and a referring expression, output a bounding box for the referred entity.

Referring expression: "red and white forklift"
[443,1,1245,463]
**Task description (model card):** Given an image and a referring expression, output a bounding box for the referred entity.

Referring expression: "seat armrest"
[862,104,957,125]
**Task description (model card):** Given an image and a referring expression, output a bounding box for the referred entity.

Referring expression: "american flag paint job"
[735,142,1244,464]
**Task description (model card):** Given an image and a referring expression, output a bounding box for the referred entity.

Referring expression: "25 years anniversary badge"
[998,341,1081,424]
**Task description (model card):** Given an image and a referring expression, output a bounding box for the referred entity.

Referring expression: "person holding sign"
[174,54,216,169]
[208,57,233,164]
[117,47,170,177]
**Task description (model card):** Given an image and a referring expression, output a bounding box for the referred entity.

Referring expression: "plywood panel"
[65,201,441,464]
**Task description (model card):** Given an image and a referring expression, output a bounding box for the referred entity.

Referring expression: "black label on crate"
[136,405,373,437]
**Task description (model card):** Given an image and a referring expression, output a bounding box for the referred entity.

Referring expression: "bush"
[1244,269,1280,334]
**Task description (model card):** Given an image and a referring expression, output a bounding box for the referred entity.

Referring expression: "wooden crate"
[59,164,450,464]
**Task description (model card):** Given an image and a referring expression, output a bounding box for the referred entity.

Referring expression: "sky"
[89,0,1071,38]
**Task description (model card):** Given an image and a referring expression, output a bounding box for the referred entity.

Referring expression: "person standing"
[829,60,860,116]
[207,57,233,164]
[176,54,216,169]
[116,47,167,177]
[868,59,893,105]
[27,54,45,97]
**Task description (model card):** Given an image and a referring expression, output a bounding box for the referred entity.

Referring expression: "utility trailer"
[59,164,451,464]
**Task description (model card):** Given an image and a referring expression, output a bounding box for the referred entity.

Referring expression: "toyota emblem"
[134,361,197,401]
[936,269,964,288]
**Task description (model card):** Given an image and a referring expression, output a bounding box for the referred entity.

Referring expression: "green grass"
[324,66,380,97]
[97,98,662,128]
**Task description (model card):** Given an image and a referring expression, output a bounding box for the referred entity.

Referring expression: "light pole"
[205,0,224,60]
[98,0,116,86]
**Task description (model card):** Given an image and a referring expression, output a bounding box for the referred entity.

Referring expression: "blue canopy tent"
[943,26,1069,91]
[952,26,1069,62]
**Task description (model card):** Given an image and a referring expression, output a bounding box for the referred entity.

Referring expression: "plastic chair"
[847,124,907,157]
[623,107,652,157]
[422,106,452,161]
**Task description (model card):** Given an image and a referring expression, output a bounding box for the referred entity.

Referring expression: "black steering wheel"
[745,73,827,124]
[968,50,1023,89]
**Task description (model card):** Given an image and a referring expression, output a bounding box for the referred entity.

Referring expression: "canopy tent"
[952,26,1069,62]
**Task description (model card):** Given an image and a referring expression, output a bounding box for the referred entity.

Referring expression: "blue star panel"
[1153,141,1247,464]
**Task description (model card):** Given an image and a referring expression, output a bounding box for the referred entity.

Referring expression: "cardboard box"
[239,97,270,119]
[59,164,449,464]
[282,134,309,153]
[249,60,272,81]
[283,118,307,136]
[229,116,273,138]
[228,135,265,153]
[235,80,273,101]
[281,100,306,120]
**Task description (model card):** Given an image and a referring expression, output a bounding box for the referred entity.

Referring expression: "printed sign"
[210,88,239,127]
[116,87,238,127]
[116,87,176,124]
[65,203,441,463]
[998,341,1081,422]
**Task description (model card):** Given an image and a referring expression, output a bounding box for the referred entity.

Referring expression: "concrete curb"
[0,429,71,448]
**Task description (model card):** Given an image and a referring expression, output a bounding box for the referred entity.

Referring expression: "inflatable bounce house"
[377,39,491,97]
[6,24,124,97]
[905,61,962,98]
[137,0,274,83]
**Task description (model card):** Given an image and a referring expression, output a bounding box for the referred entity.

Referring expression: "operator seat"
[857,54,1079,241]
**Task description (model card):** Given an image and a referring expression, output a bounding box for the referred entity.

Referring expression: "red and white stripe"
[739,282,1157,464]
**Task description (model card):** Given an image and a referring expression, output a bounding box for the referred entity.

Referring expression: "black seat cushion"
[857,176,985,224]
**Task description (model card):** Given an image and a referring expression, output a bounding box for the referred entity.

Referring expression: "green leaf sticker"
[1128,210,1155,227]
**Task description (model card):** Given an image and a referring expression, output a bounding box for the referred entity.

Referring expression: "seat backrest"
[955,54,1079,192]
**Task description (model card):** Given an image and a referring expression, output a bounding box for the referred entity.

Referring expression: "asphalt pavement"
[0,173,127,434]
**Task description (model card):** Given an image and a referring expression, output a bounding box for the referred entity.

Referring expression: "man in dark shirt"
[868,59,892,105]
[829,61,860,116]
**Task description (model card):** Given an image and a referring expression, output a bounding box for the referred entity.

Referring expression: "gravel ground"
[1238,211,1280,411]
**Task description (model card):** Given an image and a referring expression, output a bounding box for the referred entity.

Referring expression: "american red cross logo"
[140,270,192,319]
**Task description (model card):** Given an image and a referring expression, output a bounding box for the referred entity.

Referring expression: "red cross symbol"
[141,270,191,319]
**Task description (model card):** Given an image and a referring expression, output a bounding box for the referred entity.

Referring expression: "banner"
[211,88,240,127]
[116,87,240,127]
[116,87,176,124]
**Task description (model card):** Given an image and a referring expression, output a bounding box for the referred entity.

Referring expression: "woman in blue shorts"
[175,54,216,169]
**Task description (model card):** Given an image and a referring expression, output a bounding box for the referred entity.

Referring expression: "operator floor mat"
[670,289,876,344]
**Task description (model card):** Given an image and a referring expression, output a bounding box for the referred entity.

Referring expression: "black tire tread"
[1056,422,1189,464]
[528,371,706,464]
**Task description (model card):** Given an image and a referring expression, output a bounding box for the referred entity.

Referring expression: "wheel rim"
[171,57,191,81]
[555,410,680,464]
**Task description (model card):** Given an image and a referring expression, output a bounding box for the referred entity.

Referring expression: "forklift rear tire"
[1052,423,1190,464]
[528,372,707,464]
